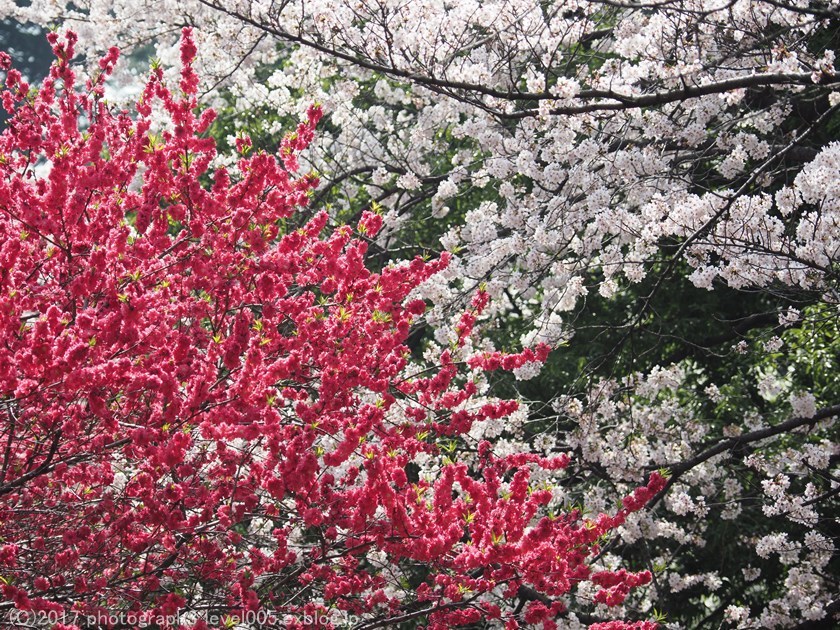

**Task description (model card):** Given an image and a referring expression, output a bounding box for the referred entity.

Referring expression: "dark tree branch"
[647,403,840,506]
[196,0,838,119]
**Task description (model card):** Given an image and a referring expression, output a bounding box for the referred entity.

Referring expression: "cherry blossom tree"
[0,28,670,630]
[1,0,839,627]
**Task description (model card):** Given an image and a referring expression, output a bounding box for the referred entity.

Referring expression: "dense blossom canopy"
[0,0,839,627]
[0,28,673,630]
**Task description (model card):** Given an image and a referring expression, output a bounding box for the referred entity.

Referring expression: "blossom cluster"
[1,0,838,626]
[0,29,668,629]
